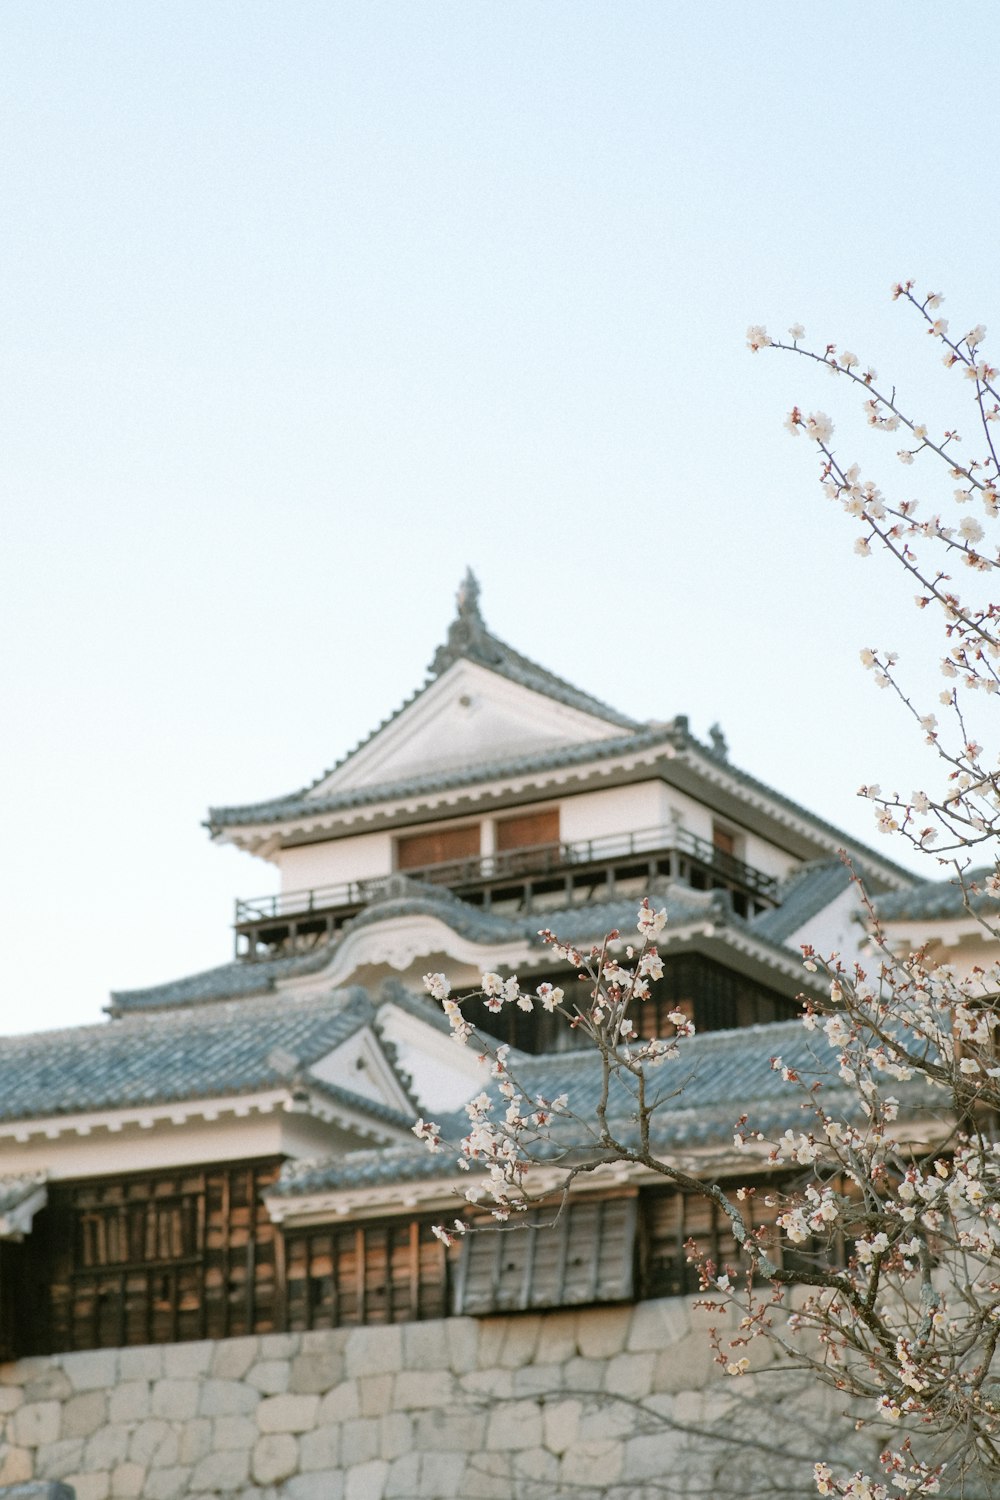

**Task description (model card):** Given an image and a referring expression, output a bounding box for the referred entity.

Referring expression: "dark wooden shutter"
[495,809,560,852]
[454,1196,636,1315]
[397,823,481,870]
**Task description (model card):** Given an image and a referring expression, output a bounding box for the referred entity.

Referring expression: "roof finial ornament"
[456,567,482,622]
[708,722,729,760]
[429,568,502,675]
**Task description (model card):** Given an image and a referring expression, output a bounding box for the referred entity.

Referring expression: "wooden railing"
[234,824,779,949]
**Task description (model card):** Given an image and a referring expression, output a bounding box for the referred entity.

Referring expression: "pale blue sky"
[2,3,996,1030]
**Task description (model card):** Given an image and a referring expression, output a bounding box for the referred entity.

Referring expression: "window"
[453,1197,636,1315]
[397,823,481,870]
[712,824,737,858]
[35,1161,282,1354]
[495,808,560,852]
[285,1217,447,1329]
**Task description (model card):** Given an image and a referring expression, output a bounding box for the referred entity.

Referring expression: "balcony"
[233,825,780,960]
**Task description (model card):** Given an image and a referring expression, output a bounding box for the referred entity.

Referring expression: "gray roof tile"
[750,860,855,945]
[874,866,998,923]
[0,990,382,1122]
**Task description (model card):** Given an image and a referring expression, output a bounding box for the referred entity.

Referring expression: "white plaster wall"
[558,782,672,846]
[0,1113,366,1183]
[785,884,867,967]
[277,832,395,895]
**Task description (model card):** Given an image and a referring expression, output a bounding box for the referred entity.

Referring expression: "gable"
[310,658,627,796]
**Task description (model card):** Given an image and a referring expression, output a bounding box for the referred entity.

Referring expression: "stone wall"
[0,1298,809,1500]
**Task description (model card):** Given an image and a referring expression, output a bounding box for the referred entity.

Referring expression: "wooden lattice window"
[454,1196,636,1315]
[640,1183,781,1298]
[397,823,481,870]
[285,1217,448,1329]
[495,808,560,852]
[38,1160,282,1354]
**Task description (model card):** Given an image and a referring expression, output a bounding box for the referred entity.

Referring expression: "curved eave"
[210,735,913,893]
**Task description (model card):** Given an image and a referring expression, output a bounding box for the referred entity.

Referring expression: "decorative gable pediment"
[311,658,624,796]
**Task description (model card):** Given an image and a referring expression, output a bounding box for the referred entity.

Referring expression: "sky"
[2,2,998,1033]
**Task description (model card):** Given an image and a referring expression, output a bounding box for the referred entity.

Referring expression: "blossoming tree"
[418,288,1000,1500]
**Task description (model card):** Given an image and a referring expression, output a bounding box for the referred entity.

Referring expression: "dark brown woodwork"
[284,1216,448,1330]
[397,823,481,870]
[26,1159,282,1356]
[494,808,560,852]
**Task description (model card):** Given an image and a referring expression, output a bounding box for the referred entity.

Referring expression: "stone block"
[150,1429,180,1470]
[288,1353,342,1395]
[498,1315,543,1369]
[143,1467,192,1500]
[512,1446,558,1488]
[251,1434,299,1486]
[300,1328,348,1356]
[357,1374,393,1419]
[485,1398,543,1452]
[0,1485,75,1500]
[458,1368,513,1401]
[178,1419,213,1466]
[109,1461,146,1498]
[190,1448,251,1492]
[377,1413,412,1463]
[575,1307,629,1360]
[0,1387,24,1414]
[511,1362,564,1397]
[256,1394,318,1434]
[534,1309,578,1364]
[35,1438,85,1481]
[473,1321,507,1370]
[162,1342,213,1379]
[212,1416,258,1452]
[298,1425,339,1473]
[245,1362,289,1397]
[0,1447,33,1485]
[562,1356,605,1392]
[210,1339,259,1381]
[11,1400,61,1447]
[622,1431,683,1482]
[199,1380,260,1418]
[392,1369,452,1411]
[126,1420,171,1467]
[444,1319,478,1375]
[108,1381,150,1425]
[384,1453,420,1499]
[605,1351,656,1400]
[626,1296,691,1353]
[417,1451,465,1498]
[344,1326,402,1380]
[256,1335,298,1361]
[339,1417,379,1468]
[413,1407,485,1453]
[0,1359,50,1389]
[344,1460,388,1500]
[60,1392,108,1441]
[542,1397,581,1454]
[561,1439,623,1489]
[82,1422,130,1472]
[317,1382,359,1424]
[22,1369,72,1404]
[457,1452,515,1499]
[118,1348,163,1383]
[285,1473,344,1500]
[61,1351,118,1393]
[401,1322,450,1370]
[151,1380,199,1422]
[653,1333,712,1394]
[64,1476,111,1500]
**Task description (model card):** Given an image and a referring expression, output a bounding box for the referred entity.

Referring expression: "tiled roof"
[108,948,332,1015]
[269,1017,869,1197]
[750,860,855,945]
[873,866,999,923]
[0,990,386,1123]
[0,1173,47,1215]
[110,883,810,1016]
[208,572,639,832]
